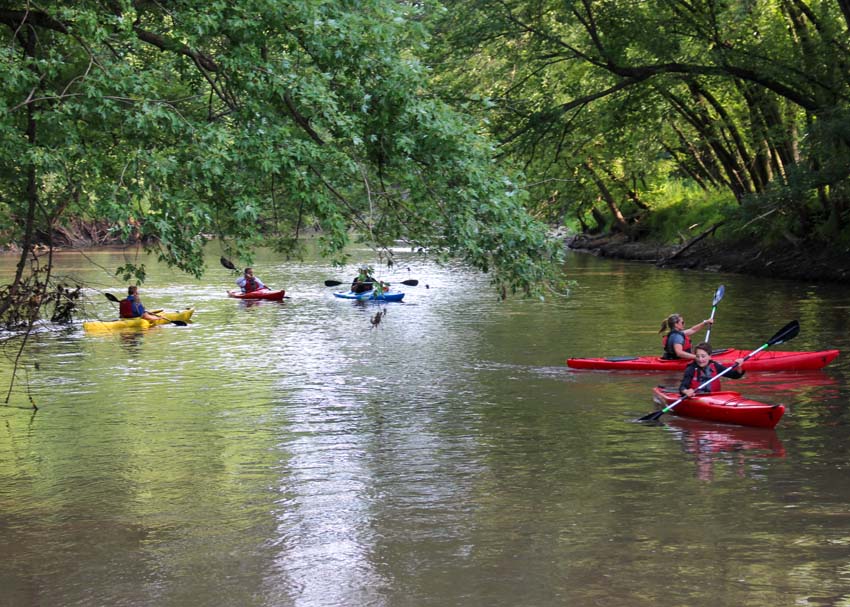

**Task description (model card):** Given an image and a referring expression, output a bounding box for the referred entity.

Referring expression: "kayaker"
[679,342,745,397]
[236,267,266,293]
[119,286,161,322]
[659,313,713,360]
[351,265,387,294]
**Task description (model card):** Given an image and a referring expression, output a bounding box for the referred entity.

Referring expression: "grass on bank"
[642,182,737,244]
[564,178,849,252]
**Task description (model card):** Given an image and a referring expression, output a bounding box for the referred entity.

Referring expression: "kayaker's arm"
[684,318,713,336]
[714,360,746,379]
[679,364,697,396]
[672,341,697,361]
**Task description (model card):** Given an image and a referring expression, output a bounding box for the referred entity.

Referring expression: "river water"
[1,245,849,607]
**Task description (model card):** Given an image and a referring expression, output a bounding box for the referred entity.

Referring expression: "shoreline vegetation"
[4,224,849,286]
[3,2,849,312]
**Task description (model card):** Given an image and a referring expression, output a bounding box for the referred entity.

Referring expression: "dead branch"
[659,221,725,264]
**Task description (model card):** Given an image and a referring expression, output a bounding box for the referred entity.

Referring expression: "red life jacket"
[119,298,134,318]
[688,361,723,393]
[662,330,691,359]
[244,276,260,293]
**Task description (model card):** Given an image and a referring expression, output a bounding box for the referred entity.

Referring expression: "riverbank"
[566,232,850,284]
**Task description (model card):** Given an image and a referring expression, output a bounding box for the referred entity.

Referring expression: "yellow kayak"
[83,308,195,333]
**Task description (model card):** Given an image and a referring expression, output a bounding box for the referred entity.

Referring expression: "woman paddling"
[679,342,745,397]
[659,313,713,360]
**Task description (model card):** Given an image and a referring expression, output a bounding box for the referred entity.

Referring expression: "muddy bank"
[567,232,850,284]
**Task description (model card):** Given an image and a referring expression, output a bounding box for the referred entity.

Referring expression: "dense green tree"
[0,0,564,331]
[429,0,850,243]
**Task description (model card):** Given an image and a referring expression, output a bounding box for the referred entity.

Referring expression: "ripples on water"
[1,250,850,606]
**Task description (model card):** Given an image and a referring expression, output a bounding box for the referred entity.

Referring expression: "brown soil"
[567,232,850,284]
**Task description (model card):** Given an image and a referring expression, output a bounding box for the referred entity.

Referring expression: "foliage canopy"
[0,0,563,330]
[428,0,850,244]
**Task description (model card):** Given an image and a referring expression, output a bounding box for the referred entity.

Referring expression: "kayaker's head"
[243,267,254,277]
[128,285,138,297]
[357,265,372,278]
[694,342,712,367]
[659,313,684,334]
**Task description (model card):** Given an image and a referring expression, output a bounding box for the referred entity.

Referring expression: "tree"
[0,0,563,332]
[429,0,850,242]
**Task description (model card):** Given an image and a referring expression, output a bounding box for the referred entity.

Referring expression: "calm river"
[1,245,850,607]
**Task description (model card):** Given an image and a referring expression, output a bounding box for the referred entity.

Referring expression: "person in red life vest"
[659,313,714,360]
[119,286,161,322]
[679,342,745,397]
[236,267,266,293]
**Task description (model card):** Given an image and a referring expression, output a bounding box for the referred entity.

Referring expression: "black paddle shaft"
[325,278,419,287]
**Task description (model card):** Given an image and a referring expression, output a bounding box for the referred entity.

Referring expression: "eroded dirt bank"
[567,233,850,284]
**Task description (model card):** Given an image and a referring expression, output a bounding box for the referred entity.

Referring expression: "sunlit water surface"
[2,246,850,607]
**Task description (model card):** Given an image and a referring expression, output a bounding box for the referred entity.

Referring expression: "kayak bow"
[651,386,786,429]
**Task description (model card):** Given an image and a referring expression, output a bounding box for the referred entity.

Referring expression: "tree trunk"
[602,166,650,210]
[582,161,629,233]
[661,141,709,190]
[691,81,765,191]
[0,27,39,320]
[662,88,751,200]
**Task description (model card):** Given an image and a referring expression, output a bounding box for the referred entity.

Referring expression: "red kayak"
[568,348,838,372]
[652,386,785,429]
[227,288,286,301]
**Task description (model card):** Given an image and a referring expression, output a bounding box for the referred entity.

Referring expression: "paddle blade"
[637,410,665,422]
[767,320,800,346]
[325,280,344,287]
[400,279,419,286]
[104,293,120,303]
[220,256,237,271]
[712,284,725,306]
[171,320,188,327]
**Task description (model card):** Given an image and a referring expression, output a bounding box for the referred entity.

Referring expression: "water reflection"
[231,298,287,309]
[735,370,840,395]
[3,249,850,607]
[664,416,785,482]
[118,330,146,353]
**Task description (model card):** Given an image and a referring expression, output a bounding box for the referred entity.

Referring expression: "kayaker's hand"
[703,318,714,326]
[734,358,744,366]
[682,388,695,397]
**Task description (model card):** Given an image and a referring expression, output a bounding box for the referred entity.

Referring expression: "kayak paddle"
[324,279,419,287]
[637,320,800,423]
[104,293,188,326]
[705,284,725,343]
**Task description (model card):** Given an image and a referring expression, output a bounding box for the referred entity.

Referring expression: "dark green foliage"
[428,0,850,246]
[0,0,563,318]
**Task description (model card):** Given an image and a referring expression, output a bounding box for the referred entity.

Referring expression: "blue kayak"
[333,290,404,302]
